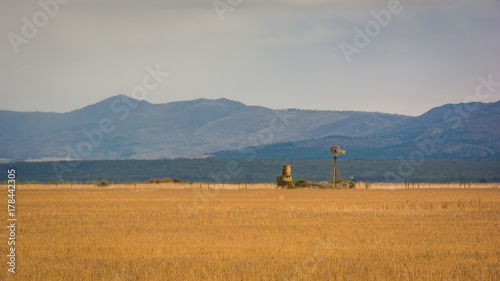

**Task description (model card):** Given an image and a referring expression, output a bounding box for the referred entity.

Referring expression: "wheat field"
[1,185,499,280]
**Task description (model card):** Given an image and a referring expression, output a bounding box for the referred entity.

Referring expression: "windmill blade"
[330,145,339,156]
[330,145,345,156]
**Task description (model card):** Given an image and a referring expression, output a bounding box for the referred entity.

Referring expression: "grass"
[1,185,499,280]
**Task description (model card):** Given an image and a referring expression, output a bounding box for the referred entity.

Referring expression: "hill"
[0,95,408,161]
[1,96,499,162]
[213,101,500,160]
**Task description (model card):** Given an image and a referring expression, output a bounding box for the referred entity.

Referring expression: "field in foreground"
[2,188,499,280]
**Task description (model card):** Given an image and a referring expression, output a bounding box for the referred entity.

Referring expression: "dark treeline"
[1,159,499,184]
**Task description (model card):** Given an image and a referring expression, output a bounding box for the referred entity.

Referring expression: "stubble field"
[1,185,499,280]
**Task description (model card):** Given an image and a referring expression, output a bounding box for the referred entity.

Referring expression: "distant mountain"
[0,95,408,161]
[213,101,500,160]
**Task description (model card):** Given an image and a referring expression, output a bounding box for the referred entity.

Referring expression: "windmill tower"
[329,145,346,188]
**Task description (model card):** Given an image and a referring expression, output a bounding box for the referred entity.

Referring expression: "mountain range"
[0,96,499,162]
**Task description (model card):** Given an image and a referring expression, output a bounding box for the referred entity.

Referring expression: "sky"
[1,0,499,116]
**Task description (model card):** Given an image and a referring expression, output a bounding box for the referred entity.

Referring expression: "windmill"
[329,145,346,188]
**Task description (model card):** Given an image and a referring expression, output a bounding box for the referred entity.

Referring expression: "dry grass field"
[1,185,499,280]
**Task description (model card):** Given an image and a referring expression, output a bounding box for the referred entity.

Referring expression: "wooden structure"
[277,165,293,189]
[405,181,472,189]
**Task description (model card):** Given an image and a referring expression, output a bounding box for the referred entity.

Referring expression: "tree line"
[1,159,498,184]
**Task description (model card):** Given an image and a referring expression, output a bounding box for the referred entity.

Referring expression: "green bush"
[173,178,182,183]
[294,179,306,187]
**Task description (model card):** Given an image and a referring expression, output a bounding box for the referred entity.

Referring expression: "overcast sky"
[1,0,499,116]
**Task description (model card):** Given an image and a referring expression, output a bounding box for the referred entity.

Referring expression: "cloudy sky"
[1,0,499,116]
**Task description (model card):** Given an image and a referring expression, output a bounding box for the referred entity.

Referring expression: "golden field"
[1,184,499,280]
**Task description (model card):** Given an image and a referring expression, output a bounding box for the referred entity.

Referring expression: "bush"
[335,179,355,189]
[173,178,182,183]
[294,179,307,187]
[294,179,330,188]
[147,178,160,184]
[97,179,109,187]
[159,177,172,183]
[292,179,355,189]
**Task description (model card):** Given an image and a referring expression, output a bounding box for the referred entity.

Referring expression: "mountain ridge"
[213,100,500,160]
[0,96,498,161]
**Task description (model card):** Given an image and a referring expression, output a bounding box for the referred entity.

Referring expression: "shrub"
[294,179,307,187]
[159,177,172,183]
[97,179,109,187]
[292,179,355,189]
[317,181,329,189]
[293,179,330,188]
[147,178,160,184]
[173,178,182,183]
[335,179,355,189]
[347,180,355,189]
